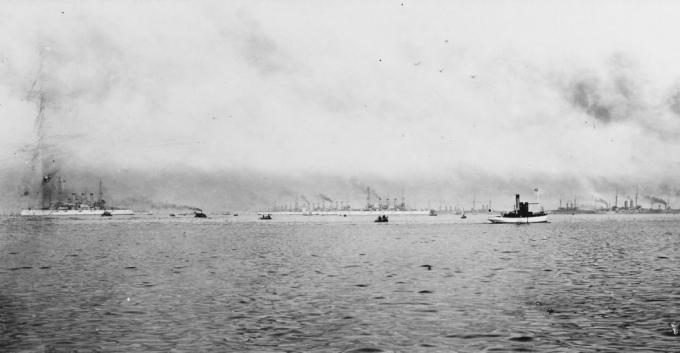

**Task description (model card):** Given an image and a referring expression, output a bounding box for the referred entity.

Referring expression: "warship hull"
[20,209,134,216]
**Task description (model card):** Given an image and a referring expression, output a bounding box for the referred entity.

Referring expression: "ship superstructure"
[21,177,133,216]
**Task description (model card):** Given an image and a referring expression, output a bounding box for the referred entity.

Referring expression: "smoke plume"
[595,198,609,208]
[644,195,667,206]
[318,193,333,202]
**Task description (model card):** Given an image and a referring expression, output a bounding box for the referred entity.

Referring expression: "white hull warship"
[21,177,133,216]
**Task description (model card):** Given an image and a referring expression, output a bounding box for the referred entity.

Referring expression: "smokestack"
[57,176,62,199]
[366,187,371,210]
[614,190,618,208]
[401,189,405,210]
[515,194,520,211]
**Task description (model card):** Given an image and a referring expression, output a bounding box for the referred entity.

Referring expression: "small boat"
[488,194,548,224]
[429,209,438,216]
[169,213,176,217]
[194,211,207,218]
[259,214,272,220]
[101,211,112,217]
[461,213,467,219]
[374,215,388,223]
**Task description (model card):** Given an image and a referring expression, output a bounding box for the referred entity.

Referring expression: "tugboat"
[259,214,272,220]
[429,209,438,216]
[488,194,548,224]
[374,215,388,223]
[194,210,207,218]
[101,211,112,217]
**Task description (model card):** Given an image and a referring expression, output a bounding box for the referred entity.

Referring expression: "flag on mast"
[533,187,540,204]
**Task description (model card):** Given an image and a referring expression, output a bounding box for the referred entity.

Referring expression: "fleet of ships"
[552,189,675,214]
[263,187,430,216]
[16,172,674,221]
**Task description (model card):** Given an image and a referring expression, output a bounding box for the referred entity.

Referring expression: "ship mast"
[98,177,103,202]
[28,55,48,210]
[36,95,47,209]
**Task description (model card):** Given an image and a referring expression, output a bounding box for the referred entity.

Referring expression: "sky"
[2,0,680,212]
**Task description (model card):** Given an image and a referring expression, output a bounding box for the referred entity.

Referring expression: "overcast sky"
[2,0,680,211]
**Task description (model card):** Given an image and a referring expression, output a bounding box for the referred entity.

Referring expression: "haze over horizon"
[2,0,680,213]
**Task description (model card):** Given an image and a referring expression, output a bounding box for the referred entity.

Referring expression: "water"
[1,213,679,352]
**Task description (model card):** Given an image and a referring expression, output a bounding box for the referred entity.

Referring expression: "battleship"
[21,177,133,216]
[19,87,132,216]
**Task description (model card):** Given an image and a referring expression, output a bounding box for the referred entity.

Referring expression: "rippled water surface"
[1,213,679,352]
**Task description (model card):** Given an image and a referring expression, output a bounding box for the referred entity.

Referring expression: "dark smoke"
[644,195,667,206]
[567,72,641,125]
[667,85,680,117]
[349,178,380,199]
[350,178,368,193]
[563,54,648,126]
[595,198,609,207]
[118,195,202,211]
[318,193,333,202]
[560,56,680,140]
[570,78,613,123]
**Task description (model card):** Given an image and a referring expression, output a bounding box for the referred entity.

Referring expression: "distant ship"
[265,187,430,216]
[21,178,133,216]
[277,210,430,216]
[488,194,548,224]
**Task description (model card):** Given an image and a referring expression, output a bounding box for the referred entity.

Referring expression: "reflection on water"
[1,213,679,352]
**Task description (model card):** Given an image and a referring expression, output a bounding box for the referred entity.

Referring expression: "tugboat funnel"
[515,194,520,211]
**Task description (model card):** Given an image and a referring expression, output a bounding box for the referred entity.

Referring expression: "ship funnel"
[515,194,520,211]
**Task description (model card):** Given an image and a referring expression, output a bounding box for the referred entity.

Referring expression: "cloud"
[559,53,680,141]
[2,1,680,212]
